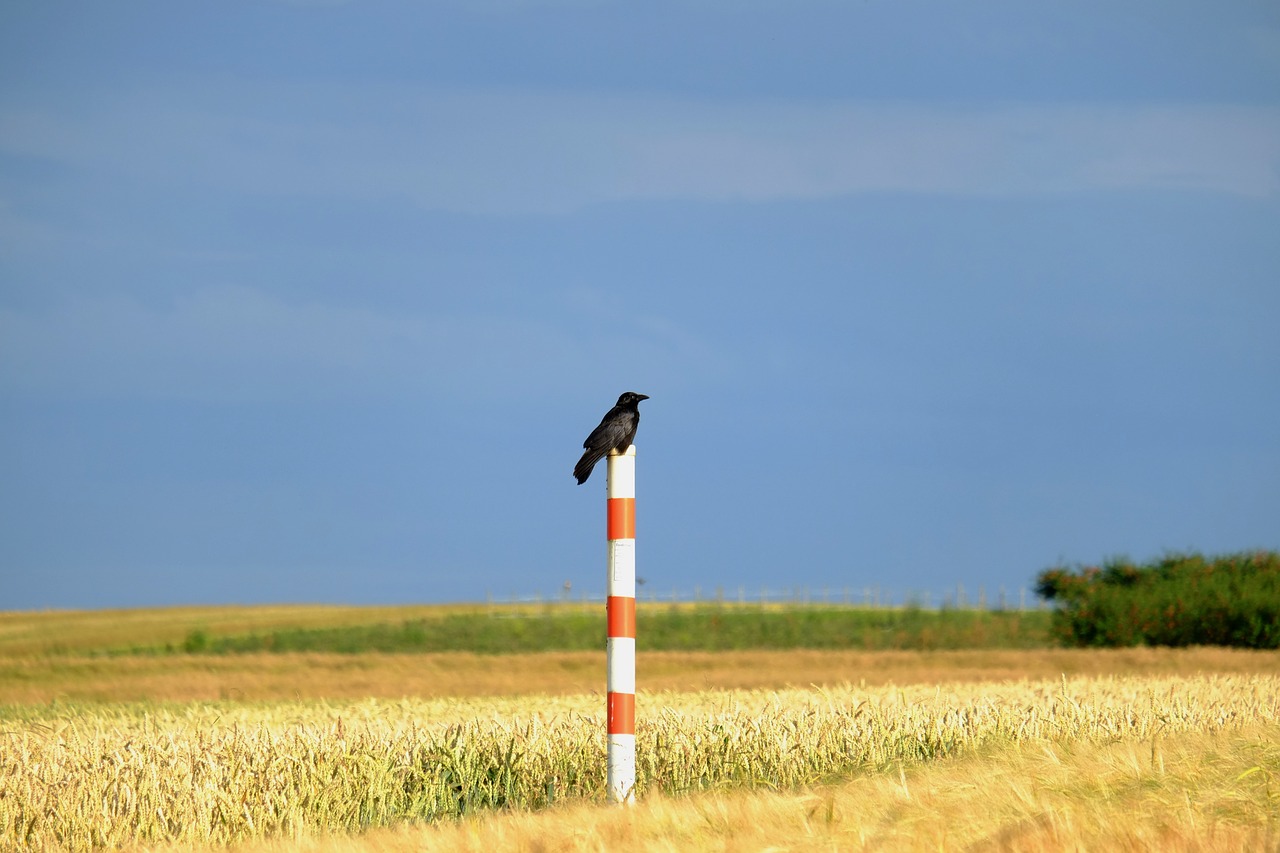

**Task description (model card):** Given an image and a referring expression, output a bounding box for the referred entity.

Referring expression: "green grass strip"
[156,606,1052,656]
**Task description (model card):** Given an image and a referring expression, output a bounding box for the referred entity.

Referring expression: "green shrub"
[182,629,209,653]
[1035,550,1280,649]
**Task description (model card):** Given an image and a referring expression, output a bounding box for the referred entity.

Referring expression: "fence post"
[606,445,637,804]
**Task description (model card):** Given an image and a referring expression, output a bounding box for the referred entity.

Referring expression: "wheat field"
[3,674,1278,851]
[3,607,1278,850]
[207,722,1280,853]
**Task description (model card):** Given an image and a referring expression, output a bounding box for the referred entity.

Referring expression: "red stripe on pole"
[607,596,636,638]
[607,692,636,735]
[607,497,635,540]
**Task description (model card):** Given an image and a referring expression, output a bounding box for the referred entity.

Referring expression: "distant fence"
[486,584,1046,612]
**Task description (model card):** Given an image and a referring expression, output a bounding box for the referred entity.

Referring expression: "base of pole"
[606,733,637,804]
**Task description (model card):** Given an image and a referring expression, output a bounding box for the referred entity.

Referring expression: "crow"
[574,392,649,484]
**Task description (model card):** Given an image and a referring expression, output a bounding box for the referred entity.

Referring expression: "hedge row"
[1034,550,1280,648]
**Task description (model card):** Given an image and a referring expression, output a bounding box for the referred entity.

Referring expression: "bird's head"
[617,392,649,406]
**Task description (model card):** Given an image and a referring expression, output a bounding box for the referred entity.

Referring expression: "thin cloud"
[0,285,730,402]
[2,85,1277,215]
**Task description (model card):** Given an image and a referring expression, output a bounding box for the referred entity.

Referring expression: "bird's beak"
[637,394,650,401]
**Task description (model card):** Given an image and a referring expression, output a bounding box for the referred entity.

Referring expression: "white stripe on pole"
[606,637,636,693]
[609,540,636,597]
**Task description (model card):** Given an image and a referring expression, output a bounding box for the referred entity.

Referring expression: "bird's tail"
[574,448,606,484]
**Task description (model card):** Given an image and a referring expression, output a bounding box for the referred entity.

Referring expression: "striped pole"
[606,445,636,804]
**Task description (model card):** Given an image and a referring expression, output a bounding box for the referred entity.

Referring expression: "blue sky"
[2,1,1277,610]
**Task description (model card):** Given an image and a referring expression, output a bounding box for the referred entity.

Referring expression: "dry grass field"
[2,605,1278,851]
[0,604,492,658]
[4,646,1280,705]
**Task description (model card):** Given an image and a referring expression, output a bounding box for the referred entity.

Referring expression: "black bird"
[574,392,649,484]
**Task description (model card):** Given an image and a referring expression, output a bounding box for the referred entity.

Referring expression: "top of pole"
[606,445,636,499]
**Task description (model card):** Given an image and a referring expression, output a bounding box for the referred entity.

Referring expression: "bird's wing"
[582,406,630,451]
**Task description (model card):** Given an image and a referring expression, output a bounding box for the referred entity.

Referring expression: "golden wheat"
[2,674,1277,851]
[196,723,1280,853]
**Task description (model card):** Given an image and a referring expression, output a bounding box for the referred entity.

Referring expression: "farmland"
[1,604,1278,851]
